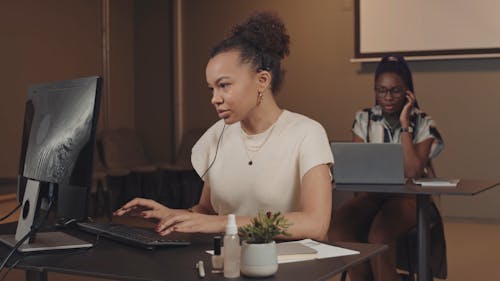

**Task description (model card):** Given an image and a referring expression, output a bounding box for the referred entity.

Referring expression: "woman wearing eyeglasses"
[329,56,444,281]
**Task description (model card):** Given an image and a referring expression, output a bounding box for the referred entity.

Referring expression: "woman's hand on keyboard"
[113,197,226,235]
[155,213,227,235]
[113,197,183,223]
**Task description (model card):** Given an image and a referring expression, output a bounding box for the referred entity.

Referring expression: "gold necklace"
[240,124,277,166]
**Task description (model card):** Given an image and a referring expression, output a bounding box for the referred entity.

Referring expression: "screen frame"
[354,0,500,61]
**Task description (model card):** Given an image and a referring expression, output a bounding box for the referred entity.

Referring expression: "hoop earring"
[257,91,264,104]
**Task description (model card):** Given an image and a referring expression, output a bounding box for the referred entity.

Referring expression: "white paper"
[206,239,360,264]
[295,239,359,260]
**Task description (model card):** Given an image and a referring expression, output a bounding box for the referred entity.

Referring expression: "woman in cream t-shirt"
[114,12,333,241]
[192,110,332,217]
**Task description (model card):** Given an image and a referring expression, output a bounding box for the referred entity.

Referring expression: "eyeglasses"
[374,87,405,98]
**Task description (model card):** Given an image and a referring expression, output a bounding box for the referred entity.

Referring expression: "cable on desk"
[0,198,55,273]
[0,204,21,223]
[0,259,20,281]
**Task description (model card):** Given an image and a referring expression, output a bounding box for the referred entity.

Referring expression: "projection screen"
[354,0,500,61]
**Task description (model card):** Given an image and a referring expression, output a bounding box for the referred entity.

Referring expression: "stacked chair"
[98,128,205,214]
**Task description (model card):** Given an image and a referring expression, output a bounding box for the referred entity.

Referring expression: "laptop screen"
[331,142,405,184]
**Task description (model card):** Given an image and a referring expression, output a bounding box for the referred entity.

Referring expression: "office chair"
[100,128,205,210]
[90,140,130,218]
[339,206,447,281]
[100,128,158,172]
[339,161,447,281]
[100,128,161,206]
[90,147,109,218]
[396,202,447,281]
[156,128,205,209]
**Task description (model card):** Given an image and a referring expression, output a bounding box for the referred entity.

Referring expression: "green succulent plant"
[238,211,292,244]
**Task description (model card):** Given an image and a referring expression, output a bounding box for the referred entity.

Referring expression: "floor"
[1,193,499,280]
[328,218,500,281]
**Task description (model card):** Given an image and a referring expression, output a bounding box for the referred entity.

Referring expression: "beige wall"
[134,0,174,162]
[0,0,175,178]
[108,0,175,163]
[108,0,135,130]
[181,0,368,139]
[0,0,103,178]
[181,0,500,219]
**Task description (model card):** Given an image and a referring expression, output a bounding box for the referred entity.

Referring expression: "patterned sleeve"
[414,114,444,159]
[298,121,334,180]
[352,110,368,142]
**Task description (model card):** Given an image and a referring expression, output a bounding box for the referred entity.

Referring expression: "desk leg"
[25,270,47,281]
[416,194,432,281]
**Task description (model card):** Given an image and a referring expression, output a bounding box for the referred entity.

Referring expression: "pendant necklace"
[240,123,277,166]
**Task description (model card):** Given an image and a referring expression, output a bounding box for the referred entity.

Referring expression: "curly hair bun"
[231,11,290,59]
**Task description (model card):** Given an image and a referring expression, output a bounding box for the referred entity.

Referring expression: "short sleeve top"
[352,105,444,159]
[191,110,334,216]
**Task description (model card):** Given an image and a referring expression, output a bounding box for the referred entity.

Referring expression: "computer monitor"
[0,76,101,252]
[17,76,101,222]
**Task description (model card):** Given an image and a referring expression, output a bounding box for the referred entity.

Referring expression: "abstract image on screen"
[22,78,98,188]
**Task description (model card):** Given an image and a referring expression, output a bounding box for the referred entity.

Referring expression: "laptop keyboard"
[77,222,190,250]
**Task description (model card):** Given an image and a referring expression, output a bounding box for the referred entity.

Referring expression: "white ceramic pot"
[240,240,278,277]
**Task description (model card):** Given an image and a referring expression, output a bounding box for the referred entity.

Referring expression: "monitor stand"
[0,179,92,252]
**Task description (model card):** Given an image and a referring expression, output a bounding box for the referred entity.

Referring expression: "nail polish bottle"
[211,236,223,273]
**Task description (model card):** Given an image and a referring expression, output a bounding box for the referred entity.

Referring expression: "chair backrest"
[101,128,150,170]
[93,142,106,172]
[174,128,206,169]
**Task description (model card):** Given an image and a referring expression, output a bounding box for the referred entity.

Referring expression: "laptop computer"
[331,142,405,184]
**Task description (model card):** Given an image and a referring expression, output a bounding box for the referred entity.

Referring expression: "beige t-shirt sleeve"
[298,120,334,180]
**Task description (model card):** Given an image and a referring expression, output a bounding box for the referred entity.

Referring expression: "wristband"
[401,127,413,133]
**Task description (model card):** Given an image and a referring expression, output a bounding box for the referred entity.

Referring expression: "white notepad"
[276,241,317,263]
[276,239,359,264]
[413,178,460,187]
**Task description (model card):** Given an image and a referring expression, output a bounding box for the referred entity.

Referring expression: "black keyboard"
[77,222,190,250]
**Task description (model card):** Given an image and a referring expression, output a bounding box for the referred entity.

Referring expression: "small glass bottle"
[223,214,240,278]
[211,236,223,273]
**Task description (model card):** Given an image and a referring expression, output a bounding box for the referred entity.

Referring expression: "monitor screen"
[17,76,101,221]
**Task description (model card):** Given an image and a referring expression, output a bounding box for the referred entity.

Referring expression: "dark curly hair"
[210,11,290,94]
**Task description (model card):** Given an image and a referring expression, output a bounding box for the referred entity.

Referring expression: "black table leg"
[25,270,47,281]
[416,194,432,281]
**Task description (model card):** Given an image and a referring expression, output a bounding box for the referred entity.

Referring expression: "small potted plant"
[238,211,291,277]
